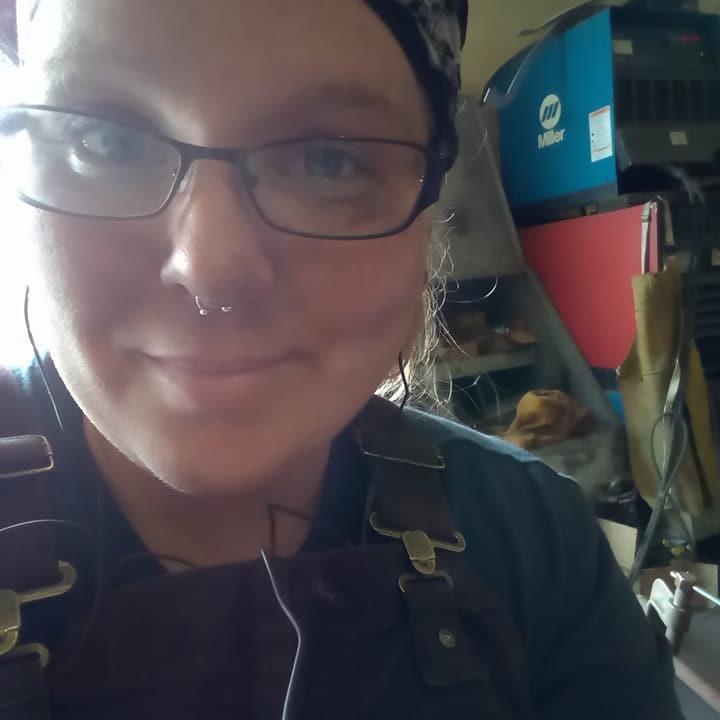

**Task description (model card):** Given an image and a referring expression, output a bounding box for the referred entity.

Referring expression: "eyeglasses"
[0,104,447,240]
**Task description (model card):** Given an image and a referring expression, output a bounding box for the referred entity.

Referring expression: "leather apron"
[0,369,533,719]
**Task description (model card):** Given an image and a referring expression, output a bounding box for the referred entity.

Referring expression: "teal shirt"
[398,408,683,719]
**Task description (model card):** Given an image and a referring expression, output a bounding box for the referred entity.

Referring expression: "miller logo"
[538,94,565,149]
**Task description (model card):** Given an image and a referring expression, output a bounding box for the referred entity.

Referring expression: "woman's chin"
[146,452,281,498]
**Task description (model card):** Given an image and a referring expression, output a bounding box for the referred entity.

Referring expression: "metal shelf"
[436,347,537,381]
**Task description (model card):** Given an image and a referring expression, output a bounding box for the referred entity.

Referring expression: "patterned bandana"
[392,1,465,95]
[363,0,469,168]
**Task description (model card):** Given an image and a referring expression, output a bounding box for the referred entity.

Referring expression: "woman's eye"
[77,126,148,163]
[303,145,363,179]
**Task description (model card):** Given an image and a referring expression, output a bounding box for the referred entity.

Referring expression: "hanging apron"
[617,200,720,522]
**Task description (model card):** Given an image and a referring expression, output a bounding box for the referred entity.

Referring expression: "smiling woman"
[0,2,686,719]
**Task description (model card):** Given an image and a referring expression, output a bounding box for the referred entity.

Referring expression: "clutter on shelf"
[438,308,536,354]
[496,389,595,451]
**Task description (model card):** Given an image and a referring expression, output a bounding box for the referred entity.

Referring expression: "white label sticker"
[712,249,720,267]
[613,39,634,56]
[589,106,614,163]
[670,131,689,146]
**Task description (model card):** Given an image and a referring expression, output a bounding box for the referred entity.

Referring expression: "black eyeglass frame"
[2,103,449,240]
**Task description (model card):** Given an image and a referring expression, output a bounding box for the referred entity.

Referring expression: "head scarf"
[364,0,469,169]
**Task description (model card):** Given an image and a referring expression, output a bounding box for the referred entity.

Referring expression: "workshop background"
[0,1,718,715]
[436,3,720,717]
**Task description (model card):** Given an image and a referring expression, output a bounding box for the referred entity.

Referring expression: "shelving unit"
[436,347,537,382]
[433,98,617,430]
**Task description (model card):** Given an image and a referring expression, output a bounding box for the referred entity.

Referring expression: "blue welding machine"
[493,6,720,222]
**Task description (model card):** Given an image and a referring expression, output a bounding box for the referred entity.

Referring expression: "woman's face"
[17,0,431,495]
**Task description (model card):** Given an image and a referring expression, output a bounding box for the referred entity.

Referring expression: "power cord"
[261,550,303,720]
[629,414,689,585]
[482,1,607,108]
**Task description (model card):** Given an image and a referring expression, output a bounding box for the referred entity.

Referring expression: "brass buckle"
[0,435,54,480]
[356,431,446,470]
[5,643,50,669]
[0,562,77,659]
[399,570,453,594]
[403,530,437,575]
[369,512,466,575]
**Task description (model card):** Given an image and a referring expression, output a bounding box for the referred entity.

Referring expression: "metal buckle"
[356,430,446,470]
[369,512,466,575]
[0,435,54,480]
[5,643,50,669]
[402,530,437,575]
[399,570,453,594]
[0,562,77,659]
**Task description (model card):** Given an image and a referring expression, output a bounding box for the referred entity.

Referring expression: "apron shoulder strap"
[0,365,59,590]
[0,365,65,720]
[354,395,457,542]
[354,398,533,714]
[354,397,491,689]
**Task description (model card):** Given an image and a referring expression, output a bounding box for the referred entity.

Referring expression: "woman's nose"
[159,160,276,306]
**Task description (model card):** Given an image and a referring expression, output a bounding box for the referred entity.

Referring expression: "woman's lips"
[142,351,295,406]
[149,354,289,375]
